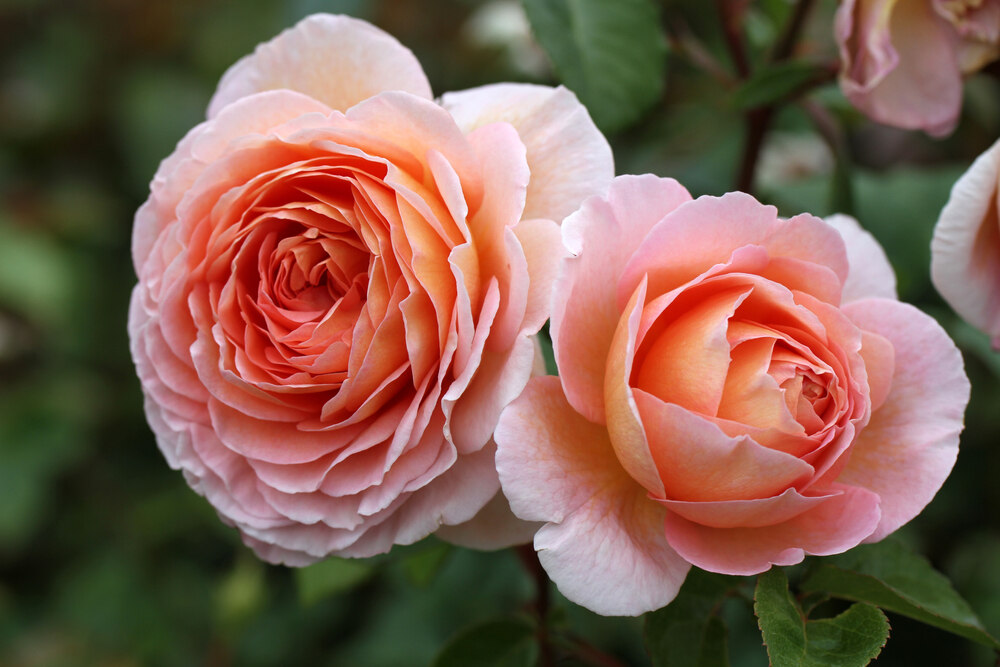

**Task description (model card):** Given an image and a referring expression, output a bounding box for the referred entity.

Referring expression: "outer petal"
[931,139,1000,342]
[207,13,433,117]
[619,193,848,306]
[839,298,969,541]
[837,0,962,136]
[435,489,540,549]
[825,214,898,304]
[552,175,693,423]
[663,483,881,575]
[495,377,690,616]
[440,83,613,223]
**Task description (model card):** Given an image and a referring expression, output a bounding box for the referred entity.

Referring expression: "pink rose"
[836,0,1000,136]
[128,13,612,564]
[932,137,1000,345]
[495,175,969,615]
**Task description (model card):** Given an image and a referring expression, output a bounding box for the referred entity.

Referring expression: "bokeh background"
[1,1,999,665]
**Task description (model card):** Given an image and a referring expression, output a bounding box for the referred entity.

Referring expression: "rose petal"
[435,488,540,550]
[553,175,693,423]
[931,138,1000,342]
[495,377,690,615]
[663,483,881,575]
[208,14,432,117]
[440,83,613,223]
[825,214,898,304]
[635,391,815,502]
[840,298,969,541]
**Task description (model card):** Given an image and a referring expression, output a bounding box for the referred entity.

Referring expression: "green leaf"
[732,61,830,111]
[644,568,740,667]
[432,617,538,667]
[755,568,889,667]
[295,556,374,605]
[799,539,1000,649]
[402,540,452,587]
[522,0,667,132]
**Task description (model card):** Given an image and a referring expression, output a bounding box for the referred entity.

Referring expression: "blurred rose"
[128,14,612,564]
[496,175,968,615]
[932,137,1000,346]
[836,0,1000,136]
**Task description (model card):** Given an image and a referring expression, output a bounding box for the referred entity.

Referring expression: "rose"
[495,175,969,615]
[128,13,612,564]
[836,0,999,136]
[932,137,1000,346]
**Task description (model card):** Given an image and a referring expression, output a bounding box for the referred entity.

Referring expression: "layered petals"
[130,14,610,565]
[836,0,1000,136]
[496,175,969,615]
[495,378,690,616]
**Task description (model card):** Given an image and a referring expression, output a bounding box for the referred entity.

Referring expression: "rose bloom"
[836,0,1000,136]
[495,175,969,615]
[932,137,1000,346]
[128,13,612,564]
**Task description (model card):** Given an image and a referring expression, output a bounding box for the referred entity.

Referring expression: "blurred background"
[1,0,999,665]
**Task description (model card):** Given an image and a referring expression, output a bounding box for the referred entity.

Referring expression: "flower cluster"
[130,11,976,618]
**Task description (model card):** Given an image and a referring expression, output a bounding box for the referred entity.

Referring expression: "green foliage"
[644,569,741,667]
[432,617,538,667]
[800,539,1000,649]
[521,0,667,132]
[732,61,831,111]
[755,569,889,667]
[295,556,375,605]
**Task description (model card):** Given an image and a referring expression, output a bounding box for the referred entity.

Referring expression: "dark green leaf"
[402,540,452,588]
[522,0,667,132]
[800,539,1000,649]
[644,568,739,667]
[732,61,830,111]
[295,556,374,605]
[756,568,889,667]
[432,618,538,667]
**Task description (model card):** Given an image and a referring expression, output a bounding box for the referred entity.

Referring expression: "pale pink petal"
[553,175,693,423]
[840,298,969,541]
[859,330,894,412]
[931,138,1000,341]
[663,483,882,575]
[825,214,898,303]
[495,377,690,615]
[435,488,540,549]
[837,0,962,136]
[208,14,432,117]
[440,83,613,223]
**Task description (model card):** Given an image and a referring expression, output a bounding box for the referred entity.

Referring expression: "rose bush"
[128,13,612,564]
[495,175,969,615]
[836,0,999,136]
[932,137,1000,346]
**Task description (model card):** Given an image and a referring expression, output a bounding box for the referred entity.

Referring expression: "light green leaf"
[432,617,538,667]
[800,539,1000,649]
[644,568,739,667]
[522,0,667,132]
[295,556,374,605]
[755,568,889,667]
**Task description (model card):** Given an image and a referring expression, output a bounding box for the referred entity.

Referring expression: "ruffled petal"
[208,14,432,117]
